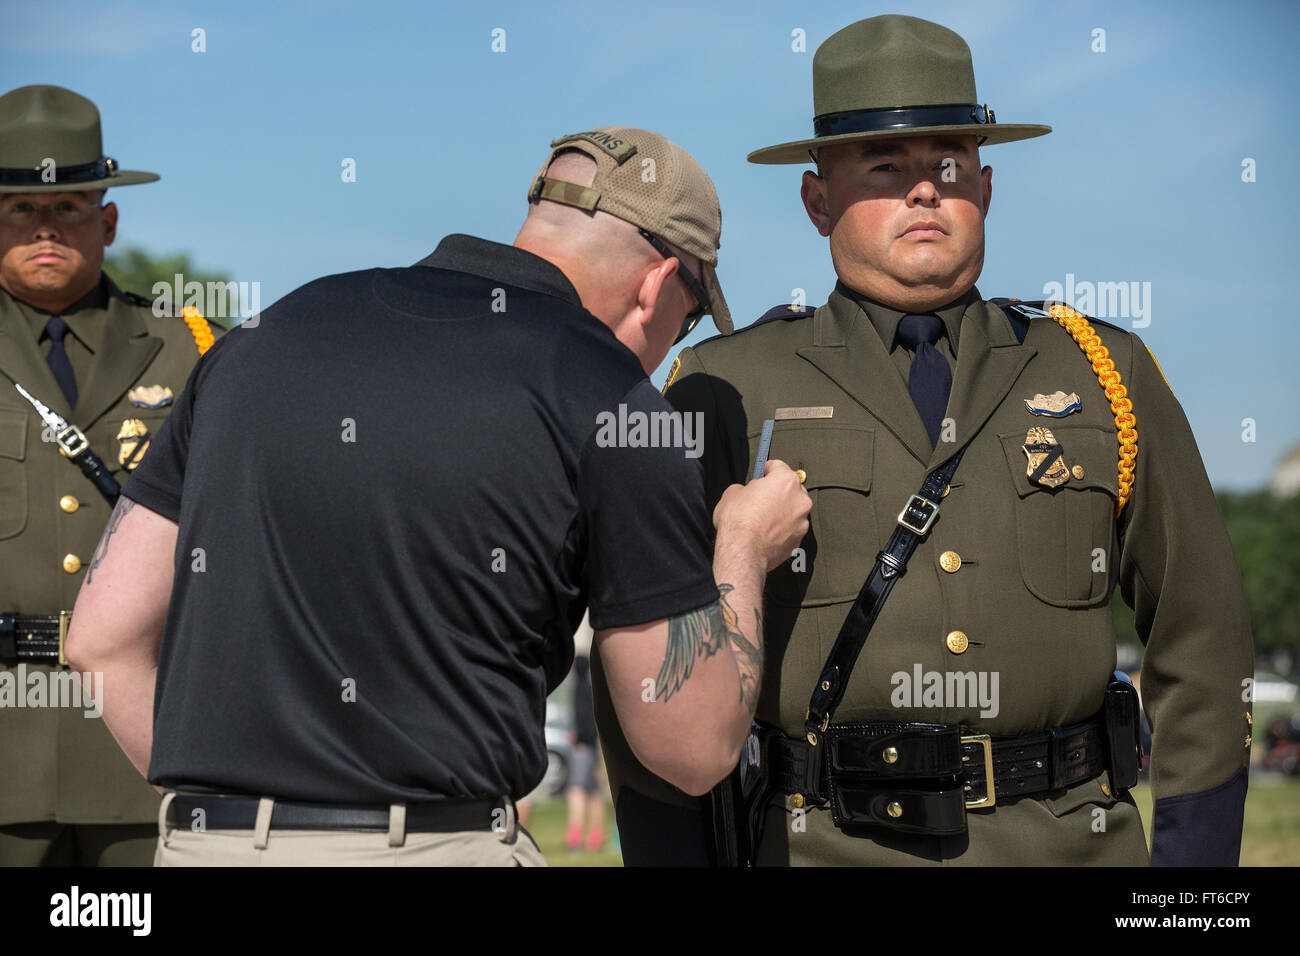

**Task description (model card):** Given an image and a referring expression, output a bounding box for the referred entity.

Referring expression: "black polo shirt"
[123,234,719,804]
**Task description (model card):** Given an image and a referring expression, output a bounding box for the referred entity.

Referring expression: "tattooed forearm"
[654,583,764,711]
[730,608,764,713]
[85,498,136,585]
[655,595,729,704]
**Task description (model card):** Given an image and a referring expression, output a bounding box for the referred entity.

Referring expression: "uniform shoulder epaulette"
[121,289,153,308]
[756,302,816,324]
[689,302,816,351]
[723,302,816,338]
[992,298,1129,335]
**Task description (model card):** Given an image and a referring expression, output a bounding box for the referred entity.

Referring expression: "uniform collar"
[836,281,979,354]
[416,234,583,309]
[16,276,109,354]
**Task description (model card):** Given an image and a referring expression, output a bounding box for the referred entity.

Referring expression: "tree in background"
[1115,490,1300,676]
[1218,490,1300,668]
[103,247,237,330]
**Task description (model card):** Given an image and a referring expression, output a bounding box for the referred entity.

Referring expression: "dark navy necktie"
[42,315,78,410]
[896,313,951,448]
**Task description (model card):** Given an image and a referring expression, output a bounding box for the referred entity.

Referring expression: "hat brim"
[747,124,1052,165]
[0,169,160,194]
[701,262,732,335]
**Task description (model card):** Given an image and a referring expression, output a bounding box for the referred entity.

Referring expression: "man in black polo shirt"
[65,127,811,865]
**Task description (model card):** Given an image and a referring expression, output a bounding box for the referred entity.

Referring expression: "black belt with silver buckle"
[763,716,1107,836]
[166,794,503,833]
[0,612,72,666]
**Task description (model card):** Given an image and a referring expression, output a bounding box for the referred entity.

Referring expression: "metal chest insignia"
[1024,390,1081,417]
[1022,426,1069,488]
[117,419,151,470]
[127,384,174,408]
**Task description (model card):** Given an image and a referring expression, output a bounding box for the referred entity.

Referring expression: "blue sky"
[4,0,1297,489]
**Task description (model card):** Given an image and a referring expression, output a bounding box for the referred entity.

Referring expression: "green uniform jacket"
[0,277,215,826]
[594,284,1253,866]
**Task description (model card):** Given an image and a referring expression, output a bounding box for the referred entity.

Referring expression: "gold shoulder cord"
[1046,304,1137,516]
[182,306,215,355]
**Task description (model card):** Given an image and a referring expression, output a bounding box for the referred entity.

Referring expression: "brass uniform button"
[1100,781,1111,797]
[792,793,805,809]
[795,468,807,484]
[945,630,969,654]
[59,495,79,513]
[1071,464,1085,480]
[939,550,962,573]
[62,553,82,574]
[883,746,899,764]
[887,801,903,818]
[1244,735,1252,749]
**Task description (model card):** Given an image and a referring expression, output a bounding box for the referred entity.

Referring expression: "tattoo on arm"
[85,498,136,585]
[730,608,764,713]
[654,584,764,712]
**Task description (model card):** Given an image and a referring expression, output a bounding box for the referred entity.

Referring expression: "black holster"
[1103,673,1143,793]
[709,722,779,867]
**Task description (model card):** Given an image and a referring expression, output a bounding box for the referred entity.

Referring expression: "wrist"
[712,524,767,581]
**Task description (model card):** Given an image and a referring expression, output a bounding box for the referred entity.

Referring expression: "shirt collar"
[415,234,583,308]
[19,277,109,354]
[838,281,980,355]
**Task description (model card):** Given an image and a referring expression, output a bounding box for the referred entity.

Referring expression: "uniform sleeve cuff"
[1150,765,1248,866]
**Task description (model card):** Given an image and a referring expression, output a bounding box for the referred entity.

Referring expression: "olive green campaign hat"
[528,126,732,335]
[0,85,159,193]
[748,15,1051,165]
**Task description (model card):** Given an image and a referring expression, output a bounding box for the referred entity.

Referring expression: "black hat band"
[0,157,116,187]
[813,103,996,139]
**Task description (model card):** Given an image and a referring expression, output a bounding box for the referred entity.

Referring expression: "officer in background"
[595,16,1254,866]
[0,85,217,865]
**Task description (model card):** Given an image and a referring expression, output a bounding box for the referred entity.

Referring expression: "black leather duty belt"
[762,716,1107,836]
[166,794,503,833]
[0,613,71,666]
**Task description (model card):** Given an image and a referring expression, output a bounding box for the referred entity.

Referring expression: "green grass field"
[1131,773,1300,866]
[520,797,623,868]
[523,774,1300,866]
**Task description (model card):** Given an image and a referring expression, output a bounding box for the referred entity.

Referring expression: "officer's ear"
[635,256,677,326]
[100,198,118,248]
[801,169,832,237]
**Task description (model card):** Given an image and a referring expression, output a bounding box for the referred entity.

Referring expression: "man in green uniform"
[594,15,1254,866]
[0,85,217,865]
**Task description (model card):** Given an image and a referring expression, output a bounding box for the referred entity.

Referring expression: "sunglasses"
[639,228,710,344]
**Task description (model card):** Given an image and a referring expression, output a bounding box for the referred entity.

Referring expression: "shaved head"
[519,151,665,300]
[513,149,701,372]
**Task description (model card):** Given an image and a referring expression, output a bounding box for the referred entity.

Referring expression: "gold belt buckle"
[961,733,996,809]
[58,610,71,668]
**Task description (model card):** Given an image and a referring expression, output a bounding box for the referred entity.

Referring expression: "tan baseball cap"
[527,126,732,335]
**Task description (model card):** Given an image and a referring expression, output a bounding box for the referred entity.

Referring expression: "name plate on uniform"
[774,406,834,420]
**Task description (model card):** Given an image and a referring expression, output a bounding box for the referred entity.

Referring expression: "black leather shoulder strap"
[804,445,970,740]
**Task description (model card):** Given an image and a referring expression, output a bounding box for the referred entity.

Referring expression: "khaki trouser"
[154,793,547,867]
